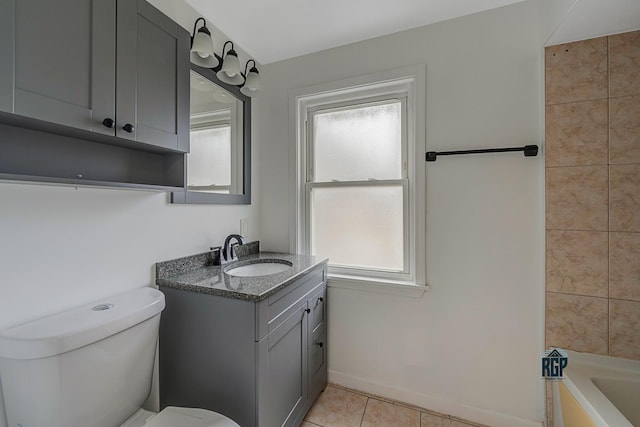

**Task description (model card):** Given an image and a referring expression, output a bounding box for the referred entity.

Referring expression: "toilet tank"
[0,287,165,427]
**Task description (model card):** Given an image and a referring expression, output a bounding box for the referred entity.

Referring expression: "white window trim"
[289,66,428,296]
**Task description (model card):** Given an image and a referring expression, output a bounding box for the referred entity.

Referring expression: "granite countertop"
[156,249,327,302]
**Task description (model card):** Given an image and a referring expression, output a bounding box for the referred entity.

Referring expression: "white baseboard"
[328,370,544,427]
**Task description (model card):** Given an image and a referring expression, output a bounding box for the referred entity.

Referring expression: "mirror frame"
[171,64,251,205]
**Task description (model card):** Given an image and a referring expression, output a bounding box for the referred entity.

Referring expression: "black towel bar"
[425,145,538,162]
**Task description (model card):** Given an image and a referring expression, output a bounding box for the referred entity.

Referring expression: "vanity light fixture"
[216,41,244,85]
[189,18,262,97]
[240,59,261,97]
[190,18,218,68]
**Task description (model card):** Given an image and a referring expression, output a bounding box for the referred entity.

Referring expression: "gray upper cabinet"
[116,0,189,152]
[0,0,116,136]
[0,0,189,152]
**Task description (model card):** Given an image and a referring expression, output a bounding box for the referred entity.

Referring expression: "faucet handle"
[210,246,222,265]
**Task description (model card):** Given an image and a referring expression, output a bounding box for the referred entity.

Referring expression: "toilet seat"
[144,407,240,427]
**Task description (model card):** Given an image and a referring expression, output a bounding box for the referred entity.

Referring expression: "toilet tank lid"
[0,287,165,360]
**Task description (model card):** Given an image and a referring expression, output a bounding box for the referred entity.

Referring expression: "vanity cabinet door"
[258,302,308,427]
[116,0,190,152]
[0,0,116,135]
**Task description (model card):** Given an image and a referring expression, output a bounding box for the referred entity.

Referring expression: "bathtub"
[553,350,640,427]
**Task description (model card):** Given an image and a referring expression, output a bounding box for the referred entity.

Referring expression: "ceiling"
[184,0,640,64]
[185,0,528,64]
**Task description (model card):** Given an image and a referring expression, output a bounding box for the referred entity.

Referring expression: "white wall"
[0,2,259,425]
[0,1,260,330]
[256,1,546,426]
[545,0,640,46]
[0,184,259,426]
[0,185,259,328]
[540,0,579,44]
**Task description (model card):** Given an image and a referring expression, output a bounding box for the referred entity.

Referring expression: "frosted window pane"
[311,185,404,270]
[187,127,231,193]
[313,102,401,182]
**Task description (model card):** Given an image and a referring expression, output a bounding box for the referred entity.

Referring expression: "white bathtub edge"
[561,350,640,427]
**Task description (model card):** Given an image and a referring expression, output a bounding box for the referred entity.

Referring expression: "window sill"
[327,274,428,298]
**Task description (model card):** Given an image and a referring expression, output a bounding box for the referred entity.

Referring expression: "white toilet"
[0,287,240,427]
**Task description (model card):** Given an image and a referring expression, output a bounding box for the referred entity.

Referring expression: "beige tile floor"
[303,385,489,427]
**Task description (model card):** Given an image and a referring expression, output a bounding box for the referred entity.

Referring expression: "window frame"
[290,66,427,292]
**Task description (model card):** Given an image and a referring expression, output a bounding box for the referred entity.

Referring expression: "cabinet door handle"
[315,342,324,348]
[304,308,311,314]
[102,118,115,128]
[123,123,135,133]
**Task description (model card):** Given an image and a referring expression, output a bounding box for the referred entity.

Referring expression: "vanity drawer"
[308,287,326,332]
[255,266,325,341]
[309,323,327,399]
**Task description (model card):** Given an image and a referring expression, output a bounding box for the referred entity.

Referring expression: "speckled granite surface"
[155,251,217,280]
[156,251,327,302]
[234,241,259,258]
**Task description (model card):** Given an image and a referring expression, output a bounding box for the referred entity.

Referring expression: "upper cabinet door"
[0,0,116,136]
[116,0,190,152]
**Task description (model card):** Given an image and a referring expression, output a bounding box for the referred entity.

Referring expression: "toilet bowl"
[123,407,238,427]
[0,287,240,427]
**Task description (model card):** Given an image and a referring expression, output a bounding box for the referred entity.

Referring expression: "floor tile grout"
[359,397,369,427]
[305,383,490,427]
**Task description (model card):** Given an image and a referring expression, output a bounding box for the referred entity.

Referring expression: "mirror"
[172,64,251,204]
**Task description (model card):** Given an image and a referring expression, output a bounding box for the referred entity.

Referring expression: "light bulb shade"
[190,29,218,68]
[190,52,218,68]
[217,51,243,85]
[240,68,261,96]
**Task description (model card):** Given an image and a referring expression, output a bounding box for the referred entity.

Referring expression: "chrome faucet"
[222,234,244,262]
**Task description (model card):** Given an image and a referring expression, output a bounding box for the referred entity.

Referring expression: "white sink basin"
[225,260,293,277]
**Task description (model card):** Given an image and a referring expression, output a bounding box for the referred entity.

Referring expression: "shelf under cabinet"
[0,113,186,191]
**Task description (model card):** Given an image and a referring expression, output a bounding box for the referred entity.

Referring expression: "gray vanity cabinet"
[0,0,189,152]
[257,301,308,427]
[159,265,328,427]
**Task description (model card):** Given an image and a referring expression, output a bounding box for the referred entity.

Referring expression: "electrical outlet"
[240,218,248,236]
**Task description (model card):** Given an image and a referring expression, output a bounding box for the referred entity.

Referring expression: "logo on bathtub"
[542,348,568,380]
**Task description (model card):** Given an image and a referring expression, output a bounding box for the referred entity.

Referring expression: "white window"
[291,67,426,290]
[189,119,232,193]
[187,69,245,196]
[188,107,243,194]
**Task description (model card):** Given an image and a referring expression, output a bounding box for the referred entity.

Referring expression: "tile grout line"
[321,384,488,426]
[359,397,369,427]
